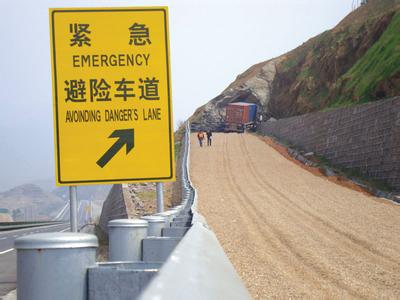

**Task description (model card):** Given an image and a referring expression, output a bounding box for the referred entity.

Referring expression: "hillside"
[191,0,400,123]
[0,184,65,221]
[52,184,111,202]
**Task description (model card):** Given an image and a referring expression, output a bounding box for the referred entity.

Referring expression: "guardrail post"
[108,219,148,261]
[155,210,177,226]
[141,216,165,237]
[15,232,98,300]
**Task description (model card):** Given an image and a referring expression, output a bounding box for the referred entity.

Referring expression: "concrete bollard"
[169,208,181,218]
[108,219,148,262]
[174,205,184,211]
[141,216,166,237]
[15,232,98,300]
[155,211,176,225]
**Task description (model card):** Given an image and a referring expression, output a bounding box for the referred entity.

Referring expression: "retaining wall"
[99,184,136,233]
[258,96,400,191]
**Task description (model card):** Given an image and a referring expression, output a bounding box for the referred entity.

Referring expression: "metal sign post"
[156,182,164,213]
[89,199,93,224]
[69,186,78,232]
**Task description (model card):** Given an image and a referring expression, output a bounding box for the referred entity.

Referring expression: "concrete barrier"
[141,216,165,237]
[108,219,148,262]
[88,262,162,300]
[162,227,189,238]
[142,237,181,262]
[15,233,98,300]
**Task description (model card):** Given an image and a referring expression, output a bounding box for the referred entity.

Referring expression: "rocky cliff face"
[191,0,400,124]
[191,57,283,123]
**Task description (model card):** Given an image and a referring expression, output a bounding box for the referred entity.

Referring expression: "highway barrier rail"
[0,221,65,231]
[139,122,250,299]
[14,122,250,300]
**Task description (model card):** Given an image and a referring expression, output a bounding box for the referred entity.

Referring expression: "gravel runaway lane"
[190,133,400,299]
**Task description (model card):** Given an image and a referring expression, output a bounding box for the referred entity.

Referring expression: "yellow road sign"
[49,7,175,185]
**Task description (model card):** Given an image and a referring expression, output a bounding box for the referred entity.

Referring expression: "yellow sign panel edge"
[49,7,175,186]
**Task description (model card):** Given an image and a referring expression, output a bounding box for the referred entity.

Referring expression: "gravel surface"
[190,133,400,299]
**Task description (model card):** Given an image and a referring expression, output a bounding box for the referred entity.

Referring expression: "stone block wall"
[99,184,136,234]
[258,97,400,191]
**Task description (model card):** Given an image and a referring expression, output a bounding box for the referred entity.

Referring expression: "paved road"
[0,199,92,298]
[0,223,70,297]
[191,133,400,299]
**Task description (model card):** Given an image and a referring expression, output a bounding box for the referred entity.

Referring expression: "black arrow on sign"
[96,129,135,168]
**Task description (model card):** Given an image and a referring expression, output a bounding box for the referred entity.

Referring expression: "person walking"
[197,130,205,147]
[206,130,213,146]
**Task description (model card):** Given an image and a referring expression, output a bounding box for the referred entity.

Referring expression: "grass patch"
[297,67,312,80]
[174,141,182,161]
[309,86,330,108]
[94,224,108,245]
[136,190,156,201]
[94,223,108,261]
[331,12,400,106]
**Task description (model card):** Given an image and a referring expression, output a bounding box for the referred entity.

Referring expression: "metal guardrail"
[0,221,65,231]
[140,122,251,300]
[13,121,250,300]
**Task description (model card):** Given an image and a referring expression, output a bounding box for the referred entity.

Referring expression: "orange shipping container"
[225,103,253,124]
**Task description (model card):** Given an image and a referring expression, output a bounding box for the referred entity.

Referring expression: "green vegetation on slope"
[331,12,400,106]
[193,0,400,123]
[268,0,399,118]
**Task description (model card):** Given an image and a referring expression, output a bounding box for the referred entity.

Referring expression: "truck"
[224,102,257,132]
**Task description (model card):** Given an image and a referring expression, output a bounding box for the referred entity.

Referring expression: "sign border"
[50,7,174,185]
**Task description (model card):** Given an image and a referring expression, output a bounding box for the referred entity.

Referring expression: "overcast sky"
[0,0,352,191]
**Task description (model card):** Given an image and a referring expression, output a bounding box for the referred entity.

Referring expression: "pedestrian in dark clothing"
[206,130,212,146]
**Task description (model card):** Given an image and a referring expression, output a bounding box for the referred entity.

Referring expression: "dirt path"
[190,133,400,299]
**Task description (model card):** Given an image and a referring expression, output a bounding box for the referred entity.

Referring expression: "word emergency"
[72,53,150,68]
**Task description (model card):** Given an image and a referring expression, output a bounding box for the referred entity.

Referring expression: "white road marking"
[0,248,14,255]
[0,223,67,237]
[0,237,7,240]
[60,228,69,232]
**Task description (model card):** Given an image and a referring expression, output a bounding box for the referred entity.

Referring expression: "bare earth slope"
[190,133,400,299]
